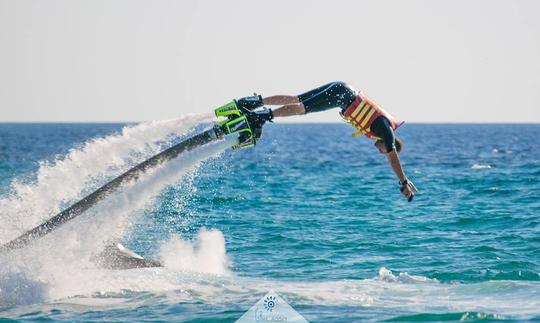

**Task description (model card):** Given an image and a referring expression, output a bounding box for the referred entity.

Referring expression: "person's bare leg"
[272,103,305,117]
[263,95,306,117]
[263,95,300,106]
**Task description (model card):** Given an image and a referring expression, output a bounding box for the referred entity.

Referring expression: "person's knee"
[330,81,357,102]
[331,81,355,93]
[331,81,348,88]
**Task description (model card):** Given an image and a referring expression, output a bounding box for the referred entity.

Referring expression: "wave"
[3,265,538,320]
[471,163,493,169]
[386,311,507,322]
[432,269,540,282]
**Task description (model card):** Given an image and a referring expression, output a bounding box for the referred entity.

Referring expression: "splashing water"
[0,114,213,242]
[159,228,231,276]
[0,115,235,305]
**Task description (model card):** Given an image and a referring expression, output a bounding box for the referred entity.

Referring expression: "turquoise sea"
[0,119,539,322]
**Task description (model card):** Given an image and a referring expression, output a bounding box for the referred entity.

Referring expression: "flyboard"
[0,101,269,267]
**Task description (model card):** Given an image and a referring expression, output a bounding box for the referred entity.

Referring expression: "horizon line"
[0,121,539,125]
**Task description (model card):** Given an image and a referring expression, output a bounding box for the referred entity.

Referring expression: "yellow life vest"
[341,93,402,140]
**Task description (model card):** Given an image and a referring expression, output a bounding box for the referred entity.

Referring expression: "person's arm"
[386,150,407,183]
[385,150,418,201]
[371,117,418,201]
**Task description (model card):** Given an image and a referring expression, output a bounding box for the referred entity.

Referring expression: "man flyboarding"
[0,82,417,264]
[235,81,418,201]
[0,82,416,256]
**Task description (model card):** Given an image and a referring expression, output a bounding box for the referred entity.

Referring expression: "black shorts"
[297,81,357,114]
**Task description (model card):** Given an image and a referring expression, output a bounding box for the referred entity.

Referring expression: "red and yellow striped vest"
[341,93,402,140]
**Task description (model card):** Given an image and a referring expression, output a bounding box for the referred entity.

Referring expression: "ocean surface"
[0,119,539,322]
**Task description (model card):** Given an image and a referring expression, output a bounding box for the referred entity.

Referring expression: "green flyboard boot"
[215,101,256,149]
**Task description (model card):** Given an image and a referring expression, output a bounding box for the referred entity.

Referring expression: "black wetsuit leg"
[297,81,357,113]
[370,116,397,152]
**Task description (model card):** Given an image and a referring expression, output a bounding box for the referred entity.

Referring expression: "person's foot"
[243,107,273,139]
[236,94,264,110]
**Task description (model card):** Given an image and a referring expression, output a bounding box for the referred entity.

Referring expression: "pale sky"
[1,0,539,123]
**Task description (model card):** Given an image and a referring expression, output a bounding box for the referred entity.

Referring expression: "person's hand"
[399,179,418,202]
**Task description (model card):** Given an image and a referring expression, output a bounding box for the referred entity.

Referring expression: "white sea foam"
[0,116,234,305]
[4,136,233,301]
[471,163,493,169]
[376,266,438,283]
[159,228,231,276]
[4,265,534,318]
[0,114,213,243]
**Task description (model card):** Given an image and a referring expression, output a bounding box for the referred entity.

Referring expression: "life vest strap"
[351,129,365,138]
